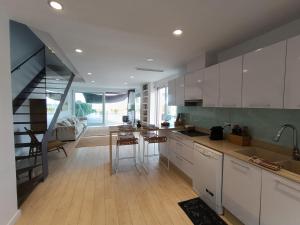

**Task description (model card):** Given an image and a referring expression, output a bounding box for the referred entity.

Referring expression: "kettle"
[210,126,224,140]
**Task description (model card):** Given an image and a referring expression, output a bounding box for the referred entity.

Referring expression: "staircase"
[12,46,74,205]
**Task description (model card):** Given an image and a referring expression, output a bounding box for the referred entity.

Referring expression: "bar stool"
[140,126,169,172]
[115,126,139,173]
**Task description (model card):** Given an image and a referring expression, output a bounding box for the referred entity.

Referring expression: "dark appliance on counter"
[210,126,224,140]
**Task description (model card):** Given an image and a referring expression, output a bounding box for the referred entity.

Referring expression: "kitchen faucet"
[273,124,300,161]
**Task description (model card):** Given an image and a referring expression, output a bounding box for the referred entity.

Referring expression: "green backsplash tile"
[177,106,300,149]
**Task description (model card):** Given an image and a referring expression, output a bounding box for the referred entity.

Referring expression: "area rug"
[76,135,117,148]
[178,197,227,225]
[82,126,109,137]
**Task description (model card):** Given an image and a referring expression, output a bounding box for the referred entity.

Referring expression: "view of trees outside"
[75,92,104,126]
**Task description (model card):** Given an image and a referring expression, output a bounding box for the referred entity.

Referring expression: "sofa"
[55,117,87,141]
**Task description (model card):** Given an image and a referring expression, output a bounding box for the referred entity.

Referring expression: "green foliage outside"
[75,102,96,117]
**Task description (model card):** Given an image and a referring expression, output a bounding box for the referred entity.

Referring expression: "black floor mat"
[178,197,227,225]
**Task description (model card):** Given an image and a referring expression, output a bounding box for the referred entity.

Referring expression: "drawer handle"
[276,180,300,193]
[231,160,250,170]
[200,151,211,158]
[176,156,183,161]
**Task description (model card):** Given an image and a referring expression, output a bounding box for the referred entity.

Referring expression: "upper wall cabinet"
[242,41,286,108]
[219,56,243,108]
[168,79,176,106]
[184,70,204,101]
[284,35,300,109]
[203,64,220,107]
[175,76,185,106]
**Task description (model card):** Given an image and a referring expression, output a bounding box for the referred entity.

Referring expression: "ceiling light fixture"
[173,29,183,37]
[255,48,263,52]
[147,58,154,62]
[55,78,60,81]
[48,1,63,10]
[75,48,83,53]
[87,72,92,75]
[91,80,95,83]
[124,82,128,85]
[130,75,134,79]
[243,69,248,73]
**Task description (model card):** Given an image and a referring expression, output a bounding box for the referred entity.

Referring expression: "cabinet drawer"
[261,170,300,225]
[173,152,193,178]
[223,155,261,225]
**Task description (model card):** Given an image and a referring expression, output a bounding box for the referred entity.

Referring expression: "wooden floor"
[15,141,202,225]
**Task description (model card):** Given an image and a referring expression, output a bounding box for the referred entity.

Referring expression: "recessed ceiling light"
[243,69,248,73]
[91,80,95,83]
[130,75,134,79]
[255,48,263,52]
[55,78,60,81]
[124,82,128,85]
[75,49,83,53]
[87,72,92,75]
[147,58,154,62]
[197,79,202,83]
[173,29,183,36]
[48,1,63,10]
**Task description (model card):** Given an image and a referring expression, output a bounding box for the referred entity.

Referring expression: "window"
[157,87,177,126]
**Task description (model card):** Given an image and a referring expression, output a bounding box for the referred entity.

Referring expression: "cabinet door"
[175,76,185,106]
[223,155,261,225]
[168,79,176,106]
[284,35,300,109]
[219,56,243,107]
[260,170,300,225]
[203,64,220,107]
[158,130,169,158]
[184,70,204,100]
[242,41,286,108]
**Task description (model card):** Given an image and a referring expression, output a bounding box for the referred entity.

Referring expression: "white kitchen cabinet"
[223,155,261,225]
[158,130,169,158]
[260,170,300,225]
[219,56,243,107]
[242,41,286,108]
[168,79,176,106]
[175,76,185,106]
[184,70,204,101]
[203,64,220,107]
[284,35,300,109]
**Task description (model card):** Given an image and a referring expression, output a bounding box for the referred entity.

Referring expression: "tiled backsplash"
[177,106,300,149]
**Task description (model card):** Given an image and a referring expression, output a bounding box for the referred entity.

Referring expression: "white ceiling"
[3,0,300,88]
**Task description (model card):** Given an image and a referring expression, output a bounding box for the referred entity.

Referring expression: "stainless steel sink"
[279,160,300,175]
[236,148,289,163]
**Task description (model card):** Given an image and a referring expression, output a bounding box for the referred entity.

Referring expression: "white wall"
[0,11,20,225]
[218,18,300,62]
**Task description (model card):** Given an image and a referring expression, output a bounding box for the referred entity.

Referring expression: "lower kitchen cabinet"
[223,155,261,225]
[260,170,300,225]
[168,136,194,178]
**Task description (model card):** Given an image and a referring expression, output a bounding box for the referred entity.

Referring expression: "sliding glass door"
[75,92,104,126]
[105,92,128,125]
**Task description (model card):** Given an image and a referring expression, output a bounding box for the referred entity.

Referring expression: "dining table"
[108,125,182,175]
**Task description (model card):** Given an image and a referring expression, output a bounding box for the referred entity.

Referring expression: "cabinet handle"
[276,180,300,193]
[231,160,250,170]
[176,156,183,161]
[200,151,211,158]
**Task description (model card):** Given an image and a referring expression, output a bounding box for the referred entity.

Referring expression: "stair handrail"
[41,73,75,178]
[11,46,45,73]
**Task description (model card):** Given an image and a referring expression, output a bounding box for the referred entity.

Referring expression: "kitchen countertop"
[190,135,300,184]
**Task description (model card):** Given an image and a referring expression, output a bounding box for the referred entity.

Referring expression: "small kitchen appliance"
[209,126,224,140]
